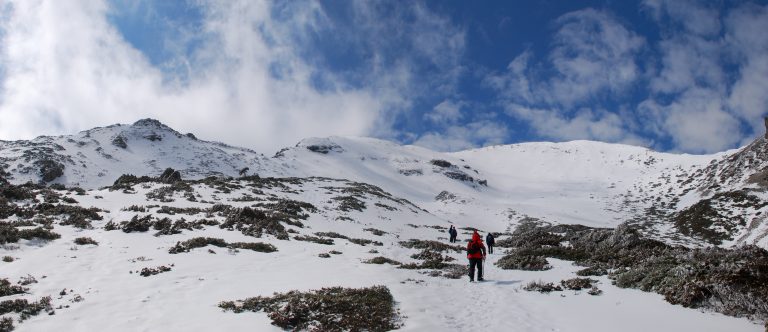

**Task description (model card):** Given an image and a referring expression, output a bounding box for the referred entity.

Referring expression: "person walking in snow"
[467,230,487,282]
[486,232,495,254]
[448,226,457,243]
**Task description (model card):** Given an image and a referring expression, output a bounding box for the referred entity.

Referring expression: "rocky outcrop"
[159,168,182,183]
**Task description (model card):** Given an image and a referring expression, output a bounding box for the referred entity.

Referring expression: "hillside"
[1,119,767,331]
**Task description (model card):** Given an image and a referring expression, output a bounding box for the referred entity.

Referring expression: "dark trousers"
[487,244,493,254]
[449,235,456,243]
[468,258,483,280]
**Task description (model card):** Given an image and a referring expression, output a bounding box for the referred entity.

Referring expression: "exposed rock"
[306,143,343,154]
[430,159,452,168]
[159,168,182,183]
[435,191,457,202]
[111,135,128,149]
[444,171,474,182]
[35,159,64,182]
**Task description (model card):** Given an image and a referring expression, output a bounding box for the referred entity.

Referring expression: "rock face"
[111,135,128,149]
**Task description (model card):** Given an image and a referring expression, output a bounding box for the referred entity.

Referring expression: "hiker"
[466,230,487,282]
[448,226,457,243]
[486,232,495,254]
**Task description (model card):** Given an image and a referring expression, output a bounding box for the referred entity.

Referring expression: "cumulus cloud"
[0,0,466,153]
[506,104,647,146]
[490,2,768,153]
[423,99,463,125]
[411,119,509,152]
[639,0,768,151]
[488,9,646,147]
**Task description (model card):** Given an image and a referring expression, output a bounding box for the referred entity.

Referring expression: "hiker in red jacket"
[467,230,487,282]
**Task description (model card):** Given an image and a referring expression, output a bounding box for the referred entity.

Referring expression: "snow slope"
[0,119,279,188]
[2,177,761,332]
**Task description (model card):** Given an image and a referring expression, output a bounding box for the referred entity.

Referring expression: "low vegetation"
[169,237,277,254]
[219,286,400,331]
[504,221,768,321]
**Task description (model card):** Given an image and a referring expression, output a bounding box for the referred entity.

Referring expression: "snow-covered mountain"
[2,119,768,331]
[3,118,768,247]
[0,119,279,188]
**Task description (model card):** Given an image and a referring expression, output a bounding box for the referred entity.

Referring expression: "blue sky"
[1,0,767,154]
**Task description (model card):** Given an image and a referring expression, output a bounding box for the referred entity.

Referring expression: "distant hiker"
[448,226,458,243]
[486,232,495,254]
[466,230,487,282]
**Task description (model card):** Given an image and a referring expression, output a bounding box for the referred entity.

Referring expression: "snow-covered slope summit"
[0,119,278,188]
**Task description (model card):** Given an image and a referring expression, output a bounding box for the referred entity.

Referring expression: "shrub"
[2,256,12,263]
[0,317,12,331]
[219,207,290,240]
[0,296,53,320]
[399,239,463,253]
[332,196,366,212]
[293,235,334,245]
[17,227,60,242]
[576,266,607,276]
[0,279,26,297]
[561,278,596,290]
[139,265,172,277]
[229,242,277,253]
[169,237,228,254]
[523,281,562,293]
[348,238,383,246]
[169,237,276,254]
[587,287,603,296]
[364,257,402,265]
[121,215,153,233]
[496,252,551,271]
[219,286,400,332]
[74,237,98,246]
[364,228,387,236]
[314,232,348,239]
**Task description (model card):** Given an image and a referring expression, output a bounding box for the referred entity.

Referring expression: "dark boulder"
[159,168,181,183]
[111,135,128,149]
[430,159,452,168]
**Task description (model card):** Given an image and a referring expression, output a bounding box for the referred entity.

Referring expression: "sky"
[0,0,767,154]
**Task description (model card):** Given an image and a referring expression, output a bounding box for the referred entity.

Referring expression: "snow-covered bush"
[293,235,334,245]
[523,281,562,293]
[73,237,98,246]
[219,286,400,331]
[0,279,26,297]
[561,278,596,290]
[496,251,551,271]
[364,257,402,265]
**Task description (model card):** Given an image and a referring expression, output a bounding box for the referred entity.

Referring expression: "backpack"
[467,241,481,255]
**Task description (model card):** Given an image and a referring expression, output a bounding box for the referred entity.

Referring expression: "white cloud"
[491,10,646,108]
[639,88,741,153]
[424,99,463,125]
[489,2,768,153]
[0,0,467,153]
[488,9,645,147]
[546,9,646,107]
[411,120,508,152]
[506,104,647,146]
[726,4,768,137]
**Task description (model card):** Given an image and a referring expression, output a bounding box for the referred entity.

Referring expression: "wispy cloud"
[490,2,768,153]
[488,9,646,146]
[0,0,466,153]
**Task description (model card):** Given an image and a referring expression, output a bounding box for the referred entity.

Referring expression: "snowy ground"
[1,177,763,331]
